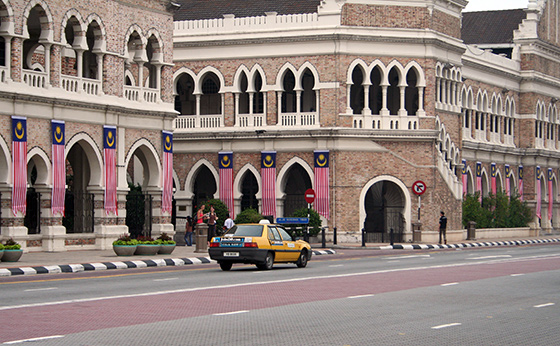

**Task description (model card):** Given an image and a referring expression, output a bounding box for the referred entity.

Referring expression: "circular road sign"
[305,188,316,204]
[412,180,427,196]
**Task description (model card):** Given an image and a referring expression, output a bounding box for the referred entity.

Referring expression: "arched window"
[405,69,419,115]
[350,66,364,114]
[175,73,195,115]
[281,70,296,113]
[200,73,221,115]
[387,68,400,115]
[300,68,315,112]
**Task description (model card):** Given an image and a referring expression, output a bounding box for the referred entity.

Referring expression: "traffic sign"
[412,180,427,195]
[305,188,315,204]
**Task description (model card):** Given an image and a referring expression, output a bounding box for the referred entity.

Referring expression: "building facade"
[0,0,176,251]
[171,0,560,241]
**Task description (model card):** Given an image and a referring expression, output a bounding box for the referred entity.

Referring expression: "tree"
[287,207,322,237]
[462,191,532,228]
[201,198,228,230]
[234,208,264,224]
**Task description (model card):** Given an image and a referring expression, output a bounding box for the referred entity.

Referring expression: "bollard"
[333,227,337,245]
[362,228,366,247]
[321,227,326,248]
[195,223,208,253]
[390,228,394,246]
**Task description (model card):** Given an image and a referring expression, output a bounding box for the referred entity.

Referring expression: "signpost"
[304,189,315,242]
[412,180,426,222]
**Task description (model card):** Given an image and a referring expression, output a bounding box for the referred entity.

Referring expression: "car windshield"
[225,225,264,237]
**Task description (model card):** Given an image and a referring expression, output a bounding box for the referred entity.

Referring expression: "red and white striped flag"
[219,151,234,218]
[536,166,541,219]
[519,165,524,201]
[476,162,482,202]
[51,120,65,215]
[11,116,27,216]
[491,163,496,195]
[161,131,173,214]
[261,151,276,218]
[548,168,553,220]
[505,164,510,197]
[104,126,117,215]
[462,159,467,196]
[314,150,330,219]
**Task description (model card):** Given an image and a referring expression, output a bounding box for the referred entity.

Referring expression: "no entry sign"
[412,180,427,196]
[305,188,316,204]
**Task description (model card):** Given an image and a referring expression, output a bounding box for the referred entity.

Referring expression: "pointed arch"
[276,156,314,199]
[184,159,219,197]
[124,138,161,189]
[65,132,103,187]
[27,146,51,186]
[0,133,10,184]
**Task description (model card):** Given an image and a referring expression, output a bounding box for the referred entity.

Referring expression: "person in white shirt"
[224,214,235,232]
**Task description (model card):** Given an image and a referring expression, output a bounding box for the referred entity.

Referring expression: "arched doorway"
[192,165,216,214]
[282,163,312,217]
[240,170,259,211]
[364,180,406,243]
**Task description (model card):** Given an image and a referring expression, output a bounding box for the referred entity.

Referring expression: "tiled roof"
[462,9,526,45]
[174,0,322,21]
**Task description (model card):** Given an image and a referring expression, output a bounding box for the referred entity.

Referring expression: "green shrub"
[157,232,176,245]
[462,191,532,228]
[112,233,138,246]
[136,236,157,245]
[202,199,229,230]
[234,208,264,224]
[284,208,322,237]
[0,243,4,250]
[3,238,21,250]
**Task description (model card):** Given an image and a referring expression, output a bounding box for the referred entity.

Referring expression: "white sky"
[464,0,530,12]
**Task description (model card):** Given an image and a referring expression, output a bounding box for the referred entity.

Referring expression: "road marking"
[347,294,374,299]
[431,323,461,330]
[534,303,554,308]
[24,287,58,292]
[441,282,459,287]
[329,264,344,267]
[153,278,178,282]
[384,255,431,260]
[2,253,560,311]
[4,335,65,344]
[510,273,525,277]
[468,255,512,260]
[213,310,249,316]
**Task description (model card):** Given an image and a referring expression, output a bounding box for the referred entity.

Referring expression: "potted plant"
[112,233,138,256]
[134,236,160,255]
[0,243,4,261]
[2,238,23,262]
[157,232,176,254]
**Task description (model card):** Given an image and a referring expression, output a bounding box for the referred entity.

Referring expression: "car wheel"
[219,261,233,271]
[296,250,308,268]
[257,252,274,270]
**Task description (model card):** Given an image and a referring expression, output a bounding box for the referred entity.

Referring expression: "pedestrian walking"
[439,211,447,244]
[184,215,194,246]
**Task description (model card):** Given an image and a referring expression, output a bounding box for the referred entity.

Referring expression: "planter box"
[0,250,3,261]
[2,249,23,262]
[113,245,137,256]
[135,244,160,256]
[158,244,176,254]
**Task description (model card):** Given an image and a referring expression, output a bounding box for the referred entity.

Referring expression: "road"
[1,245,559,345]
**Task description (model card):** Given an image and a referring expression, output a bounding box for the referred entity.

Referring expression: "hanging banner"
[12,116,27,216]
[491,163,497,195]
[51,120,65,216]
[261,151,277,218]
[162,131,173,214]
[548,168,553,221]
[219,151,234,218]
[536,166,541,219]
[505,164,510,197]
[104,126,117,215]
[519,165,524,201]
[462,159,467,196]
[476,162,482,202]
[314,150,330,220]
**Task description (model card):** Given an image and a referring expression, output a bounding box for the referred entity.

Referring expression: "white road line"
[384,255,431,260]
[347,294,374,299]
[468,255,512,260]
[213,310,249,316]
[24,287,58,292]
[3,335,65,344]
[441,282,459,287]
[510,273,525,277]
[431,323,461,330]
[153,278,178,282]
[3,253,559,311]
[534,303,555,308]
[328,264,344,267]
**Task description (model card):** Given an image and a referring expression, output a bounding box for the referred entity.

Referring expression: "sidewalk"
[1,236,559,277]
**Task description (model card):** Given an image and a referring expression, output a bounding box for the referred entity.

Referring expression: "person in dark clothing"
[439,211,447,244]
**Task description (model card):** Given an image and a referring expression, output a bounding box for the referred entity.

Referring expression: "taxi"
[208,220,312,271]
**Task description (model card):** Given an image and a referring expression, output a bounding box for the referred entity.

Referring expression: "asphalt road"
[1,245,559,345]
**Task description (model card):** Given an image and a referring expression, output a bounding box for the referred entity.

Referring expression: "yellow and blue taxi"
[209,220,312,271]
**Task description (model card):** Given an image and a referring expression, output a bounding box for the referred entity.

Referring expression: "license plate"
[224,252,239,257]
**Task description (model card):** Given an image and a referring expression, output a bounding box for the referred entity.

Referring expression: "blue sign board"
[276,217,309,224]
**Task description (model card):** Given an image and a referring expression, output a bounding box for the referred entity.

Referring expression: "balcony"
[61,75,102,95]
[174,114,223,130]
[352,114,419,130]
[22,69,47,88]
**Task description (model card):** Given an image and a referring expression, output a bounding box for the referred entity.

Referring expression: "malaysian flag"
[462,159,467,196]
[548,168,553,220]
[12,116,27,216]
[314,150,330,219]
[51,120,65,216]
[261,151,276,218]
[162,131,173,214]
[219,151,234,218]
[519,165,524,200]
[505,164,510,197]
[476,162,482,202]
[104,126,117,215]
[536,166,541,219]
[491,163,497,195]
